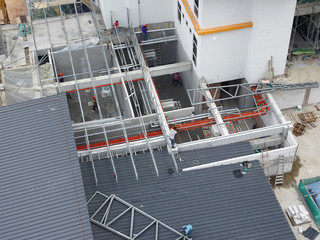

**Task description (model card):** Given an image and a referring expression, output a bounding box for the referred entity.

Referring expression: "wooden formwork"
[293,122,307,137]
[298,112,317,123]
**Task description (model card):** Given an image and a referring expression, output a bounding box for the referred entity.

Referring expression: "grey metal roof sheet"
[81,142,295,240]
[0,94,93,240]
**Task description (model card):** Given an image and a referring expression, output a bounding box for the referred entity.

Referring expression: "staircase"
[274,154,284,186]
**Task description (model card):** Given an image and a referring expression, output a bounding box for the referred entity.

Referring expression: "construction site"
[1,0,320,239]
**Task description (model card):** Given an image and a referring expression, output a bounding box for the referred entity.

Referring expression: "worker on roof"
[142,24,148,41]
[182,224,193,238]
[113,20,119,33]
[169,126,178,149]
[58,72,64,83]
[92,96,98,112]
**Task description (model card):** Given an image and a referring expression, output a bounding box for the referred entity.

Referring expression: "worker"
[169,126,178,148]
[172,72,181,86]
[58,72,64,83]
[182,225,193,238]
[92,96,98,112]
[113,20,119,33]
[142,24,148,41]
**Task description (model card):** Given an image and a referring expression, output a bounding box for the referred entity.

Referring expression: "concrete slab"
[273,104,320,239]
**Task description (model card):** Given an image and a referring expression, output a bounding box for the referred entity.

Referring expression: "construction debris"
[286,205,311,226]
[293,122,307,136]
[298,112,317,123]
[315,105,320,112]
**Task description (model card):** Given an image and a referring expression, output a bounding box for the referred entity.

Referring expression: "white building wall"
[198,29,250,83]
[200,0,253,28]
[245,0,296,82]
[99,0,173,28]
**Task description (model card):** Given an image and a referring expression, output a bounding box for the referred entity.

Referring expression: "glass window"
[178,1,182,24]
[194,0,199,18]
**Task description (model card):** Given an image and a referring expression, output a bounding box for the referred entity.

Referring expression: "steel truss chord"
[111,29,160,176]
[130,29,179,172]
[88,191,191,240]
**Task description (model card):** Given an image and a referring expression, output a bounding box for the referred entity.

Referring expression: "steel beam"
[178,123,292,152]
[199,78,229,136]
[59,61,192,92]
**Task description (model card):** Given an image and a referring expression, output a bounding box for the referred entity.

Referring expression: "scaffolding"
[290,0,320,59]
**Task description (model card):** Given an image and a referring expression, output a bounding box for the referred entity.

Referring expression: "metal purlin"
[69,2,123,181]
[112,30,160,177]
[54,2,100,184]
[130,29,179,172]
[87,11,141,182]
[42,0,61,93]
[26,1,44,97]
[126,41,153,115]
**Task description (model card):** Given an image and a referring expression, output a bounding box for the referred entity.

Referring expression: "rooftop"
[81,142,295,240]
[0,94,93,239]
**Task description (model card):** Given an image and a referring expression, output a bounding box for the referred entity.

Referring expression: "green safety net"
[298,0,320,4]
[298,177,320,227]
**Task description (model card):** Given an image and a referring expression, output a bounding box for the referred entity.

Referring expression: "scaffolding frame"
[290,0,320,60]
[87,191,191,240]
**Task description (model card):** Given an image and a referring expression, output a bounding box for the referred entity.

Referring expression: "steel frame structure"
[87,191,191,240]
[27,0,180,183]
[187,82,319,105]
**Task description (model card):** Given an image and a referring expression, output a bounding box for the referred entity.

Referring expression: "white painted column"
[199,78,229,136]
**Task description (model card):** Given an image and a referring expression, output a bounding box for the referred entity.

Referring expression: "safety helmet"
[144,24,147,27]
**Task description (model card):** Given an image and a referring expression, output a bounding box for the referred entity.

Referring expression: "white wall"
[99,0,173,28]
[200,0,253,28]
[198,29,250,83]
[245,0,296,82]
[138,0,174,26]
[271,88,320,110]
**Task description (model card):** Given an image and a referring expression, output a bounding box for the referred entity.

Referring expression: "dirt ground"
[274,105,320,239]
[275,55,320,84]
[0,0,28,24]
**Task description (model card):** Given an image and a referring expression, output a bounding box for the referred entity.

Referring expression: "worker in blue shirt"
[142,24,148,41]
[182,224,193,238]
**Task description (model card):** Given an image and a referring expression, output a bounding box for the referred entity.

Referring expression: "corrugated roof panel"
[81,143,295,240]
[0,94,93,240]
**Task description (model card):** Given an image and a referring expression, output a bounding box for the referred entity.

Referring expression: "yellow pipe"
[181,0,252,36]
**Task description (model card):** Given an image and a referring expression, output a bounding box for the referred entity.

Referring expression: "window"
[178,1,182,24]
[192,34,198,66]
[194,0,199,18]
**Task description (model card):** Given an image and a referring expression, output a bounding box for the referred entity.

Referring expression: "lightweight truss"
[87,191,191,240]
[187,82,319,106]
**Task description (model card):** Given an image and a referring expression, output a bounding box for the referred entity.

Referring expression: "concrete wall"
[99,0,173,28]
[200,0,253,28]
[271,88,320,109]
[198,29,250,83]
[245,0,296,82]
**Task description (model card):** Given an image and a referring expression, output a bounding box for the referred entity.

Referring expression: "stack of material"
[286,205,311,225]
[298,112,317,123]
[298,112,317,128]
[293,122,307,136]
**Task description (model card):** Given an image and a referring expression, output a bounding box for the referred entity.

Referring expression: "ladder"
[274,154,285,186]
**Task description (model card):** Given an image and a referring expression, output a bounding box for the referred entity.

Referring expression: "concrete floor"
[273,104,320,239]
[153,74,192,109]
[67,87,118,123]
